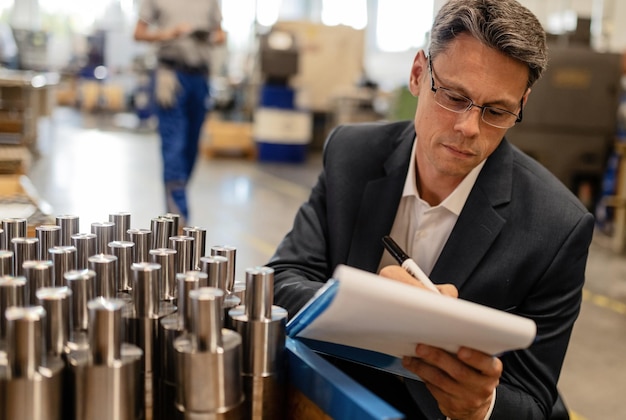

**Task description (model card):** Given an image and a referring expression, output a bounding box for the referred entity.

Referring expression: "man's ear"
[409,50,428,97]
[521,88,531,108]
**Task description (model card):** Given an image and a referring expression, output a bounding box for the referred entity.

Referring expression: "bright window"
[321,0,367,30]
[377,0,433,52]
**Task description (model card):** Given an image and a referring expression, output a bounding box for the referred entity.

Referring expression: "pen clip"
[382,235,409,263]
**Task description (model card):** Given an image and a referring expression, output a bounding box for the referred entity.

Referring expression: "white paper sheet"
[295,265,536,358]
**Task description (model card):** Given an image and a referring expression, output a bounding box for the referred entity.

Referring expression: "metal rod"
[161,213,180,236]
[22,260,54,305]
[210,245,237,293]
[56,214,79,246]
[49,245,77,287]
[169,235,194,276]
[37,286,72,358]
[91,222,115,255]
[64,269,95,335]
[150,248,177,302]
[151,217,172,250]
[5,305,46,378]
[88,254,117,298]
[109,212,131,242]
[131,262,161,318]
[0,275,27,341]
[200,255,229,290]
[12,237,38,277]
[108,241,134,293]
[245,266,274,321]
[2,217,27,250]
[128,228,152,263]
[71,233,96,270]
[0,249,13,275]
[182,226,207,270]
[190,287,224,352]
[35,224,61,261]
[176,271,208,330]
[88,297,125,366]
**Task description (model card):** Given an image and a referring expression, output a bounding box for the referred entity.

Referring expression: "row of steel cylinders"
[0,212,288,420]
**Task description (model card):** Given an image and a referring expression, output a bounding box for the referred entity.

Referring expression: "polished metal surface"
[88,254,118,298]
[174,287,244,419]
[23,260,54,305]
[151,217,172,250]
[91,221,115,255]
[49,245,77,287]
[200,255,228,291]
[110,240,135,293]
[72,232,97,270]
[0,275,27,342]
[125,262,176,420]
[210,245,237,293]
[169,236,194,277]
[56,215,79,247]
[11,236,38,277]
[128,228,152,263]
[229,266,287,419]
[1,305,64,420]
[36,224,61,261]
[36,286,72,358]
[0,250,12,275]
[110,212,132,242]
[150,248,177,302]
[161,213,180,237]
[182,226,207,270]
[64,269,95,338]
[2,218,27,250]
[69,297,143,420]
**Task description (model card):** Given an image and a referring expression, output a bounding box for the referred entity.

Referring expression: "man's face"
[409,33,530,183]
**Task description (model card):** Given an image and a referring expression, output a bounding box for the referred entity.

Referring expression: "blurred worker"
[134,0,225,225]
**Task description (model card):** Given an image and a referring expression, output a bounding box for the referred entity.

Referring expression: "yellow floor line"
[570,412,587,420]
[582,289,626,315]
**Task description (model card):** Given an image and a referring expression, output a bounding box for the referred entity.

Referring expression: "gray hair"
[428,0,547,88]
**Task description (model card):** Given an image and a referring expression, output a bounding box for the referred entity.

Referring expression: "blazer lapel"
[347,124,415,272]
[430,140,513,290]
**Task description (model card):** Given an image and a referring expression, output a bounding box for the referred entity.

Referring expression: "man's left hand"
[402,344,502,420]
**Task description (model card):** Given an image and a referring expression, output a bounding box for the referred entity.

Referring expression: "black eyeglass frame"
[427,55,523,128]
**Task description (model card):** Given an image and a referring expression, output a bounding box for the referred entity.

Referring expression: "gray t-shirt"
[138,0,222,67]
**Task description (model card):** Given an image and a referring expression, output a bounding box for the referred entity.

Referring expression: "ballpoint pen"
[381,235,441,294]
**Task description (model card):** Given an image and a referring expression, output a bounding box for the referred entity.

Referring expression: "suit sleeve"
[267,132,338,318]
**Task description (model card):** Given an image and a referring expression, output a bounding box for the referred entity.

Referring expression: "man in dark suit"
[269,0,595,419]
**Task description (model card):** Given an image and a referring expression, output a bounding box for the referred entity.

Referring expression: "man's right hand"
[379,265,458,297]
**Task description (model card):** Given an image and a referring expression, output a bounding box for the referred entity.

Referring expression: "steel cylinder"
[12,237,38,277]
[150,248,177,302]
[36,224,61,261]
[128,228,152,263]
[88,254,118,299]
[0,275,27,342]
[91,222,115,255]
[109,241,135,293]
[72,233,97,270]
[229,266,288,420]
[109,212,131,242]
[2,218,27,250]
[182,226,207,270]
[56,215,79,246]
[23,260,54,305]
[169,236,194,277]
[36,286,72,358]
[0,249,13,275]
[1,305,64,420]
[210,245,237,293]
[174,287,244,419]
[69,297,143,420]
[49,245,77,287]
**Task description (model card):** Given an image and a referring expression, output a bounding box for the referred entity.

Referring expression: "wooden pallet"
[201,118,256,160]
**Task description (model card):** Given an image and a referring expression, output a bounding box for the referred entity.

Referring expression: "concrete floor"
[27,108,625,420]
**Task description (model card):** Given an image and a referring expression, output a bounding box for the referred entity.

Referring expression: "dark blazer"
[269,120,594,419]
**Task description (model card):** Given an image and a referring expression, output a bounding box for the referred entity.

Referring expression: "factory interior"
[0,0,626,419]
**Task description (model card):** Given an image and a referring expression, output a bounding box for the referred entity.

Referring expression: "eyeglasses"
[428,56,523,129]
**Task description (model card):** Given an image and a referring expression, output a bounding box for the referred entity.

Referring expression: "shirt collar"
[402,137,487,216]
